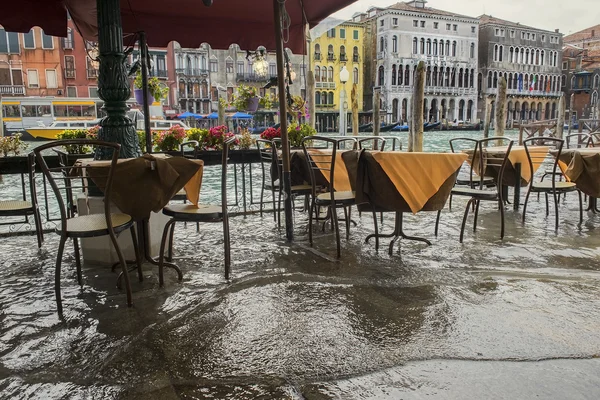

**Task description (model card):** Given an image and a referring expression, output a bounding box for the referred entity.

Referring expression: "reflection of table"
[553,148,600,212]
[80,154,203,282]
[353,150,466,254]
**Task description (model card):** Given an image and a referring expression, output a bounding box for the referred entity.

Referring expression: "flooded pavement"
[1,189,600,399]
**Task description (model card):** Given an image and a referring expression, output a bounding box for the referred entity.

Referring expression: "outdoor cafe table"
[350,150,466,254]
[78,154,203,281]
[553,148,600,212]
[468,145,549,211]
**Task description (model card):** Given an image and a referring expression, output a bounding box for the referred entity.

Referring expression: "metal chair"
[440,137,514,243]
[158,137,235,283]
[302,136,357,258]
[566,133,591,149]
[0,152,44,248]
[380,136,402,151]
[256,138,278,220]
[172,141,200,202]
[522,137,582,231]
[357,137,386,151]
[34,140,141,315]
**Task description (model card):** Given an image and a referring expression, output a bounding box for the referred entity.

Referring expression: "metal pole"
[0,92,4,137]
[139,31,153,153]
[339,86,345,135]
[274,0,293,241]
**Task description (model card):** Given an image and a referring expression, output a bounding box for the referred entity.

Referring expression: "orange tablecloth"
[552,148,600,197]
[370,152,467,213]
[307,149,352,192]
[79,154,203,221]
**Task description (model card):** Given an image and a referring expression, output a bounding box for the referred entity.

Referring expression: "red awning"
[0,0,357,53]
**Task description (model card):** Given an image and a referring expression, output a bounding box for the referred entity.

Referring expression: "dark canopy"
[0,0,357,53]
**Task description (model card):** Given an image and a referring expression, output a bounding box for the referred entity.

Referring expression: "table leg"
[513,162,521,211]
[388,212,432,256]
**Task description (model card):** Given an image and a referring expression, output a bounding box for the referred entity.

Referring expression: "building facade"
[478,15,563,123]
[311,20,365,131]
[371,1,479,124]
[60,19,100,99]
[561,25,600,121]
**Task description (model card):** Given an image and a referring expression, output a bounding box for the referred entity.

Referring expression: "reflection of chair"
[256,138,278,220]
[159,137,235,283]
[302,136,356,258]
[0,152,44,248]
[522,137,582,231]
[441,137,514,243]
[34,140,141,314]
[357,137,386,151]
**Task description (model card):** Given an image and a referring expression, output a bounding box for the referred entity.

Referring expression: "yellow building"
[311,21,364,132]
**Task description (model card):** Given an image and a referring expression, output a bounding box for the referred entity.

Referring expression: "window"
[41,30,54,49]
[353,67,359,84]
[561,74,566,87]
[420,21,426,28]
[226,60,233,73]
[327,67,333,82]
[434,22,439,29]
[413,20,418,28]
[64,55,75,78]
[66,86,77,97]
[353,46,359,62]
[392,18,398,26]
[531,33,536,41]
[380,37,384,52]
[392,36,398,53]
[237,61,244,74]
[446,23,451,30]
[453,24,458,31]
[210,59,218,72]
[23,30,35,49]
[327,28,336,37]
[353,30,359,40]
[452,41,457,56]
[89,87,99,97]
[521,32,526,39]
[269,63,277,76]
[0,29,20,54]
[380,20,384,27]
[562,61,568,70]
[526,32,530,40]
[470,43,475,58]
[340,29,346,39]
[63,28,74,49]
[412,37,418,54]
[27,69,39,88]
[541,34,546,42]
[46,69,58,88]
[471,26,476,33]
[510,30,515,38]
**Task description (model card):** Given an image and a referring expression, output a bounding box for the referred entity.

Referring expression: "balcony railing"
[87,69,99,79]
[340,54,348,62]
[315,82,336,89]
[64,69,75,79]
[487,87,562,97]
[573,84,592,91]
[150,69,168,78]
[316,104,336,108]
[327,54,336,61]
[62,39,73,49]
[0,85,25,95]
[353,55,359,63]
[236,73,274,82]
[175,68,209,77]
[314,53,322,61]
[377,51,385,60]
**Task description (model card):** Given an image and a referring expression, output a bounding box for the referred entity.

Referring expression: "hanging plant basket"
[246,96,259,112]
[134,88,155,106]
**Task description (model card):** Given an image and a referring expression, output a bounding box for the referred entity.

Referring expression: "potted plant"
[154,125,187,152]
[260,126,281,142]
[287,122,316,148]
[0,134,28,157]
[204,125,237,150]
[133,70,169,106]
[232,84,259,112]
[56,127,98,154]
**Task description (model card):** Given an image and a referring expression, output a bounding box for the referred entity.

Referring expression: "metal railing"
[150,69,168,78]
[175,68,209,77]
[0,85,25,95]
[64,69,76,79]
[86,69,99,79]
[316,82,336,89]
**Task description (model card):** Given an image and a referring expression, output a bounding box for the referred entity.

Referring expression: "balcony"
[377,52,385,60]
[87,69,99,79]
[487,87,562,97]
[340,54,348,62]
[64,69,75,79]
[316,104,336,109]
[176,68,209,77]
[315,81,336,89]
[327,54,336,61]
[573,84,592,92]
[236,73,273,82]
[314,53,322,61]
[0,85,25,95]
[150,69,168,78]
[353,55,360,63]
[62,39,73,49]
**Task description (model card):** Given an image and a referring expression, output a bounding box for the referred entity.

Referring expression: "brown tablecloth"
[288,150,351,190]
[552,148,600,197]
[353,150,463,213]
[80,154,203,221]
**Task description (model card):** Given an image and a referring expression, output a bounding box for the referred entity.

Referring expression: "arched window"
[509,47,514,63]
[440,40,445,56]
[420,38,425,54]
[525,49,530,65]
[433,40,438,55]
[392,64,397,85]
[592,91,598,106]
[494,44,498,61]
[464,69,469,87]
[378,65,384,86]
[540,50,545,65]
[499,45,503,62]
[553,52,558,67]
[315,66,321,82]
[320,67,327,82]
[470,68,474,88]
[380,37,385,52]
[327,66,333,82]
[328,44,334,59]
[488,71,493,88]
[470,43,475,58]
[405,65,410,85]
[353,46,359,62]
[353,67,359,84]
[340,45,346,61]
[562,74,566,87]
[520,48,524,64]
[315,92,321,105]
[413,37,418,54]
[328,91,334,105]
[201,55,207,70]
[458,68,464,88]
[535,49,540,65]
[315,44,321,60]
[399,64,404,85]
[493,71,498,88]
[321,91,327,104]
[452,41,457,57]
[426,39,432,55]
[392,36,398,53]
[594,75,599,88]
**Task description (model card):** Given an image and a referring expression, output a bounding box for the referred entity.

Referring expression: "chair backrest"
[523,137,563,185]
[221,137,237,218]
[34,140,121,237]
[380,136,402,151]
[179,140,199,158]
[449,137,480,186]
[358,137,386,151]
[475,137,514,191]
[256,138,276,185]
[301,136,356,196]
[565,133,591,149]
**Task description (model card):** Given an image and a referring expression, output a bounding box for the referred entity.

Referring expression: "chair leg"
[108,229,133,307]
[166,221,176,262]
[158,219,177,287]
[332,207,341,258]
[553,191,560,232]
[435,209,441,237]
[308,201,315,246]
[473,199,481,232]
[578,191,583,225]
[499,197,506,240]
[73,238,82,286]
[55,236,67,315]
[343,206,350,239]
[372,210,379,251]
[544,193,549,217]
[522,188,532,224]
[460,199,473,243]
[259,185,265,217]
[223,215,231,280]
[277,189,282,229]
[448,194,453,211]
[130,226,143,282]
[34,209,44,248]
[271,189,277,222]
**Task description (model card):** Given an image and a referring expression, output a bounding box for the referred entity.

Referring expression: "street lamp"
[339,65,349,135]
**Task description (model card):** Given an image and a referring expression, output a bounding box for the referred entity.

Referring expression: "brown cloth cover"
[553,148,600,197]
[468,145,548,186]
[82,154,203,221]
[353,150,462,214]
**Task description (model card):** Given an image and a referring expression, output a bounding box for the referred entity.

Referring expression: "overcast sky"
[330,0,598,36]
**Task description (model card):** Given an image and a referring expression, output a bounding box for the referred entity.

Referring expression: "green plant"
[0,134,28,157]
[231,84,258,110]
[236,129,255,150]
[137,130,149,153]
[154,125,187,152]
[187,128,208,143]
[56,129,96,154]
[287,122,316,147]
[134,70,169,101]
[259,93,276,109]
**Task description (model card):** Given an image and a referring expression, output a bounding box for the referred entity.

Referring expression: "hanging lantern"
[253,46,269,80]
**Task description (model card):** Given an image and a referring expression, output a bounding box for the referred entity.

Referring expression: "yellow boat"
[26,120,101,140]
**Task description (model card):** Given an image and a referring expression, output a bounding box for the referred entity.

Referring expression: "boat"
[441,122,482,131]
[424,122,441,131]
[391,124,409,132]
[380,122,400,132]
[24,119,102,140]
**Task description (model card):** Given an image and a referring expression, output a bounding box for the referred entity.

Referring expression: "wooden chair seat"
[451,187,498,200]
[316,190,355,204]
[163,203,223,220]
[0,200,33,213]
[58,213,133,236]
[531,181,577,192]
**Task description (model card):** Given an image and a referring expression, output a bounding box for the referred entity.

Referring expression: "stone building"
[369,1,479,124]
[478,15,563,124]
[561,25,600,122]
